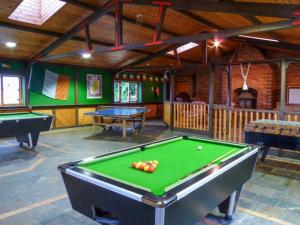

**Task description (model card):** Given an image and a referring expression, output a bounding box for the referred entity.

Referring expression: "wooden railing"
[163,102,300,143]
[213,106,279,143]
[173,102,209,131]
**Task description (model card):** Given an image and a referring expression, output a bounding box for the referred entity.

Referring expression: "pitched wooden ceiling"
[0,0,299,70]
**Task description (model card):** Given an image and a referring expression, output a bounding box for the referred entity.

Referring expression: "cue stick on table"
[206,148,237,167]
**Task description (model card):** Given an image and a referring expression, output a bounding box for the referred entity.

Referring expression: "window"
[9,0,66,26]
[114,81,140,103]
[0,75,22,106]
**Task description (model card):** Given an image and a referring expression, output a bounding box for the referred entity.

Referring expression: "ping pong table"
[85,106,148,138]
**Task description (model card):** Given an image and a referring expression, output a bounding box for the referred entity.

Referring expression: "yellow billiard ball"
[144,165,150,172]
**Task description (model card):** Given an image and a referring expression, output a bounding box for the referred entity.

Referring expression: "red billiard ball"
[140,163,146,170]
[131,162,137,168]
[148,166,155,173]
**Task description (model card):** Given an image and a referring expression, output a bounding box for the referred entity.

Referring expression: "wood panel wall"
[31,103,163,129]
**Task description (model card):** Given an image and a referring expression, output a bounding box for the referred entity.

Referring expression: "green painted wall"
[0,60,24,74]
[29,63,75,106]
[143,80,163,103]
[0,58,162,107]
[77,67,113,105]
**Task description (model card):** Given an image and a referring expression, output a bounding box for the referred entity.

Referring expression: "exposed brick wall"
[174,66,224,104]
[221,45,276,109]
[174,45,300,109]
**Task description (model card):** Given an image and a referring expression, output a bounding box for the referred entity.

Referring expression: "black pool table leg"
[219,189,241,220]
[16,132,40,151]
[261,146,270,162]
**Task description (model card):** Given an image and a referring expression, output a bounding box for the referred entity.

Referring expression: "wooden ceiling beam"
[59,0,178,36]
[123,0,300,19]
[175,10,222,31]
[118,44,179,72]
[220,0,284,43]
[233,37,300,52]
[0,21,194,63]
[153,5,167,42]
[115,1,123,47]
[44,19,300,60]
[30,0,114,63]
[176,10,300,53]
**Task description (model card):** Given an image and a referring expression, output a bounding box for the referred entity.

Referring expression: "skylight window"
[167,42,199,55]
[9,0,65,25]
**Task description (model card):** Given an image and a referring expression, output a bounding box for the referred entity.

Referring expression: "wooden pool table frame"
[58,136,259,225]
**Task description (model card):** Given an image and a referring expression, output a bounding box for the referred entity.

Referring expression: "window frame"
[0,74,23,107]
[113,80,141,104]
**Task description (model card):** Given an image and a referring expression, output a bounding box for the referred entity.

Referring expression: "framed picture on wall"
[287,86,300,104]
[87,74,102,99]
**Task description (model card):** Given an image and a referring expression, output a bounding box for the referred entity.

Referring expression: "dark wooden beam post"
[208,63,215,138]
[169,71,175,130]
[74,66,79,126]
[202,40,208,64]
[226,64,232,132]
[84,24,92,51]
[115,0,123,47]
[279,59,287,120]
[153,5,167,42]
[174,48,181,65]
[226,65,232,108]
[163,71,168,102]
[23,62,32,107]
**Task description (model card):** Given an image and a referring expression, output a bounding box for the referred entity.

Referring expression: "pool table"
[58,136,259,225]
[0,112,53,150]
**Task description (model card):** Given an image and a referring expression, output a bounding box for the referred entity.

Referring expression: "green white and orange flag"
[42,70,69,100]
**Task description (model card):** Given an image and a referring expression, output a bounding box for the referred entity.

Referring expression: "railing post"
[208,63,215,137]
[226,65,232,134]
[279,59,287,120]
[170,71,175,130]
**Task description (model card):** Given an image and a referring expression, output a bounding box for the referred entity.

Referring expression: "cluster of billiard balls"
[131,160,159,173]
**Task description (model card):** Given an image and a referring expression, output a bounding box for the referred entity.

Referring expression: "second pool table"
[59,136,259,225]
[0,112,53,150]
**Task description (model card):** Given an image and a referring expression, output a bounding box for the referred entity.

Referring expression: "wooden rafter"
[84,24,92,51]
[3,21,198,64]
[176,10,300,53]
[43,19,300,62]
[122,0,300,19]
[118,44,179,72]
[30,0,114,63]
[153,4,167,42]
[115,0,123,48]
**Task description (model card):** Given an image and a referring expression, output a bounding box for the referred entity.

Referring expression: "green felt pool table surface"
[0,112,48,121]
[78,138,248,196]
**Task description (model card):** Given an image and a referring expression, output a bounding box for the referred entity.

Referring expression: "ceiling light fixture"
[82,52,92,59]
[5,42,17,48]
[213,39,221,48]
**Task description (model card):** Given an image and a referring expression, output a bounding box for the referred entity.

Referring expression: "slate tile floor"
[0,124,299,225]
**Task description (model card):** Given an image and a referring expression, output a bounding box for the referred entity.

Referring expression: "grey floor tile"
[0,126,299,225]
